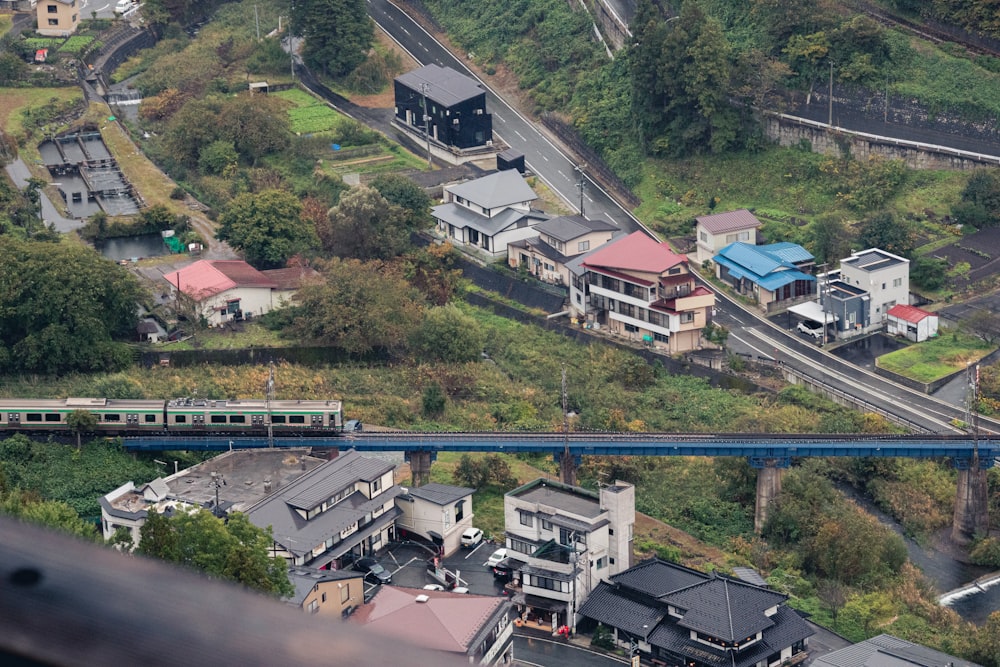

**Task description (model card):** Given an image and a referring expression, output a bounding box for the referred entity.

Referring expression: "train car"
[164,398,343,432]
[0,398,167,434]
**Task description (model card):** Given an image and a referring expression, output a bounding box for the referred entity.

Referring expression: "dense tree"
[319,185,410,260]
[138,509,293,597]
[66,410,98,450]
[370,174,432,231]
[402,243,463,306]
[198,139,239,176]
[291,0,374,78]
[857,211,913,258]
[409,305,486,363]
[810,214,853,265]
[0,482,97,541]
[0,52,28,86]
[225,94,291,165]
[453,454,517,489]
[953,169,1000,229]
[218,190,317,269]
[285,258,424,354]
[0,238,144,374]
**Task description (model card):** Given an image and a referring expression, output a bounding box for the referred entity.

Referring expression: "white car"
[486,548,508,567]
[797,321,824,339]
[423,584,445,591]
[460,527,483,548]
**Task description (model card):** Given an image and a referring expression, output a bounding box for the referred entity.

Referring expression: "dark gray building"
[811,633,981,667]
[825,279,870,336]
[394,64,493,150]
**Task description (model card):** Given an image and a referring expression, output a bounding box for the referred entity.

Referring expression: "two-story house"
[432,170,549,257]
[695,209,762,265]
[395,483,475,556]
[579,558,813,667]
[839,248,910,323]
[570,231,715,353]
[37,0,79,37]
[501,478,634,635]
[393,64,494,163]
[507,215,619,286]
[286,566,365,618]
[245,450,400,569]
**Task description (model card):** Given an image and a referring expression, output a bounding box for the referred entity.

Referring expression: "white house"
[395,483,475,556]
[507,215,619,286]
[432,170,549,257]
[695,208,762,265]
[502,478,634,634]
[839,248,910,323]
[887,304,939,342]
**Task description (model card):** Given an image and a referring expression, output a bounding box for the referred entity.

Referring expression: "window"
[577,240,590,252]
[526,574,569,593]
[624,324,638,333]
[597,556,607,569]
[372,478,381,493]
[175,415,187,424]
[229,415,246,424]
[455,500,465,521]
[541,519,552,531]
[45,413,61,422]
[610,557,615,565]
[289,415,305,424]
[893,277,902,287]
[321,592,327,603]
[519,510,533,527]
[699,231,708,242]
[681,312,695,323]
[104,414,121,422]
[26,413,42,422]
[272,415,286,423]
[211,415,226,424]
[882,283,887,290]
[47,4,57,12]
[609,528,614,536]
[307,600,319,614]
[654,332,669,343]
[510,538,533,555]
[225,299,240,314]
[340,584,350,603]
[575,294,581,304]
[144,414,157,423]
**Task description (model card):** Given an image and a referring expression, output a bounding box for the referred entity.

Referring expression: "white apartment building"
[839,248,910,324]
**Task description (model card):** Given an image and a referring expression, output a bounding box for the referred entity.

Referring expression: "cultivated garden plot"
[274,88,344,135]
[929,227,1000,289]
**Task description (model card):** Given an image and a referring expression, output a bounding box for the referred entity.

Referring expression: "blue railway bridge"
[125,431,996,542]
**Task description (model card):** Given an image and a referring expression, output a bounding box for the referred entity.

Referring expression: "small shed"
[886,304,939,342]
[497,148,526,174]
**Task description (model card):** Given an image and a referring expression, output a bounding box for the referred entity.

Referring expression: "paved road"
[514,633,627,667]
[365,1,1000,437]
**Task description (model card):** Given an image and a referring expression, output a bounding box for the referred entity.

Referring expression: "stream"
[837,482,1000,624]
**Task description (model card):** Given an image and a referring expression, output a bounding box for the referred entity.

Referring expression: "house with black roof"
[394,64,495,163]
[245,449,401,570]
[507,215,620,287]
[395,482,475,556]
[432,169,549,257]
[811,633,980,667]
[578,558,813,667]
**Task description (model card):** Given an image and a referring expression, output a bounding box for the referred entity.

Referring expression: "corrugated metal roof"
[583,231,686,274]
[396,64,487,107]
[405,483,474,506]
[887,304,933,323]
[163,260,277,301]
[812,634,981,667]
[696,209,762,234]
[534,215,617,242]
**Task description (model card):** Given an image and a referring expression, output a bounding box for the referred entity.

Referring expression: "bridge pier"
[952,453,989,545]
[556,451,581,486]
[405,450,436,487]
[751,458,789,534]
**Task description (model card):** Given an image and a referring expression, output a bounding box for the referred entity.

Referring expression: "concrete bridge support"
[952,454,990,544]
[405,450,435,487]
[752,459,788,534]
[557,451,581,486]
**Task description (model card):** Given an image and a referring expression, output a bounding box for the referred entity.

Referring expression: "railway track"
[845,0,1000,59]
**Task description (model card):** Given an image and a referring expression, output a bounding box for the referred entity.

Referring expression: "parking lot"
[363,540,510,599]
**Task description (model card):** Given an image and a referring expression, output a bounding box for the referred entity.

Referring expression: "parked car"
[486,548,508,568]
[353,557,392,584]
[797,321,824,339]
[452,586,470,594]
[492,561,513,582]
[423,583,445,591]
[460,527,484,549]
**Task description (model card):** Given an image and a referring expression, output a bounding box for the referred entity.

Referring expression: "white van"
[460,527,483,549]
[115,0,134,14]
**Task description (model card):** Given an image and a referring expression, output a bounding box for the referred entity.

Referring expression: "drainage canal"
[39,129,141,219]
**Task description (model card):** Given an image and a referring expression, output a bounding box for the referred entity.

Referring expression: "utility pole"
[254,4,260,41]
[560,366,575,486]
[574,164,587,217]
[266,362,275,449]
[817,262,829,347]
[828,60,834,126]
[420,83,433,168]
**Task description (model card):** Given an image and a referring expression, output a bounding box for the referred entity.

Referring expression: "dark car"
[353,557,392,584]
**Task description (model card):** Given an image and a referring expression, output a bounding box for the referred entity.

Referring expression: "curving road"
[364,0,1000,436]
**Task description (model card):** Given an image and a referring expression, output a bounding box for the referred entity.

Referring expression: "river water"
[838,483,1000,624]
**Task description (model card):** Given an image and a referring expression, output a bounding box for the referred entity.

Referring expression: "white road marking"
[514,130,526,142]
[464,542,486,559]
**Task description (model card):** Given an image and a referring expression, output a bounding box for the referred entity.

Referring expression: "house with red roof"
[886,304,939,342]
[163,260,314,327]
[695,209,762,265]
[351,585,514,665]
[569,231,715,353]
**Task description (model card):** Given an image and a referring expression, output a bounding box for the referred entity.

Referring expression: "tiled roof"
[663,576,786,641]
[163,260,277,301]
[285,566,362,606]
[261,266,320,290]
[887,304,934,323]
[351,585,510,655]
[583,231,686,274]
[812,633,980,667]
[696,209,762,234]
[535,215,618,242]
[446,170,538,210]
[396,64,487,107]
[432,202,547,237]
[610,558,707,598]
[404,483,474,506]
[578,581,666,637]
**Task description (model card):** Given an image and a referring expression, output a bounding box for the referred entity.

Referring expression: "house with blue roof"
[713,242,816,311]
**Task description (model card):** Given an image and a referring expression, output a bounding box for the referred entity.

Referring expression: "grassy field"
[163,322,288,350]
[273,88,344,135]
[0,87,83,139]
[0,15,12,37]
[876,333,994,382]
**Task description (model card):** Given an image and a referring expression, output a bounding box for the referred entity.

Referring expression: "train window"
[229,415,246,424]
[104,414,120,422]
[45,413,61,422]
[26,413,42,422]
[210,415,226,424]
[175,415,187,423]
[271,415,286,424]
[144,414,157,423]
[289,415,305,424]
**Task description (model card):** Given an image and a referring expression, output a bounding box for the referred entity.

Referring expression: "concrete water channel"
[38,130,141,218]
